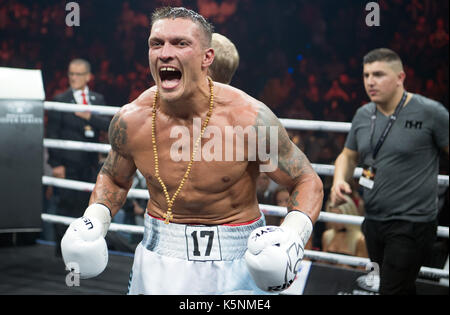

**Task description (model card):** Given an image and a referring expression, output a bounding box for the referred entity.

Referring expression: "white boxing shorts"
[127,212,269,295]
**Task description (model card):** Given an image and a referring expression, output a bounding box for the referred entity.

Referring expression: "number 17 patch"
[185,226,222,261]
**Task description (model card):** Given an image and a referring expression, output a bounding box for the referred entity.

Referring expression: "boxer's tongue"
[161,78,180,89]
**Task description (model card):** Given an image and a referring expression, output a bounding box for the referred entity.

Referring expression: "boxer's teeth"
[160,66,182,83]
[161,67,177,72]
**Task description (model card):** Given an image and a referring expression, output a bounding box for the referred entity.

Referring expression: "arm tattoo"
[255,103,313,181]
[94,186,127,210]
[95,111,135,210]
[288,191,300,208]
[97,150,136,210]
[276,125,312,181]
[108,112,128,156]
[100,150,120,178]
[100,150,136,184]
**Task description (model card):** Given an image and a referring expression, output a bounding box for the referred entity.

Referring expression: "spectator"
[406,0,425,21]
[256,172,275,205]
[46,58,111,256]
[282,96,314,120]
[321,195,368,268]
[324,80,350,103]
[338,74,358,102]
[424,79,443,102]
[429,18,449,49]
[197,0,219,20]
[411,16,430,51]
[215,0,238,24]
[433,68,449,104]
[0,41,13,64]
[273,186,290,208]
[208,32,240,84]
[197,0,237,25]
[287,130,306,151]
[264,186,290,227]
[390,32,408,56]
[304,74,322,111]
[259,72,295,111]
[322,100,348,122]
[404,66,423,94]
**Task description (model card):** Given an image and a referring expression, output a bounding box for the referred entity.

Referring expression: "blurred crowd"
[1,0,448,267]
[1,0,448,166]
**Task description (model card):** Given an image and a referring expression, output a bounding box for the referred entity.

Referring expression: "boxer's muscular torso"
[111,83,264,225]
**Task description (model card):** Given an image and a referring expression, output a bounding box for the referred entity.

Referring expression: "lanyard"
[368,92,407,163]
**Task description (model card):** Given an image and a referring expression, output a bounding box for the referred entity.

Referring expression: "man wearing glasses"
[46,58,111,256]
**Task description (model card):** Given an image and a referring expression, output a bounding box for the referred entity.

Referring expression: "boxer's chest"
[129,116,255,194]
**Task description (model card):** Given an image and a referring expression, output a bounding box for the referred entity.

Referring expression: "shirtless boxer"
[61,7,323,294]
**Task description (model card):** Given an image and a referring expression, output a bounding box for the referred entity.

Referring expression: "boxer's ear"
[202,48,214,69]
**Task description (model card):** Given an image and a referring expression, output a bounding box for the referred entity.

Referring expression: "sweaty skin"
[90,17,323,225]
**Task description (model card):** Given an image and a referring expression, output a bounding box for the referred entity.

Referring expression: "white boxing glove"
[245,211,313,292]
[61,203,112,279]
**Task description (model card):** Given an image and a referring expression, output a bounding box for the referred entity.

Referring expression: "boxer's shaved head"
[151,6,214,48]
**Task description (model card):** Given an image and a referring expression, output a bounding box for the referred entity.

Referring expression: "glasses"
[68,72,89,77]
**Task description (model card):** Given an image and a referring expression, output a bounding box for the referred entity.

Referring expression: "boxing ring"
[41,100,450,287]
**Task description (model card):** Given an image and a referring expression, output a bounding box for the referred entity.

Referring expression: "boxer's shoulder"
[114,89,155,125]
[218,85,279,128]
[108,90,154,154]
[134,86,157,106]
[215,83,261,127]
[219,83,258,102]
[127,87,156,114]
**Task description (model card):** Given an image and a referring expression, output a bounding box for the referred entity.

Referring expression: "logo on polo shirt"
[405,120,423,129]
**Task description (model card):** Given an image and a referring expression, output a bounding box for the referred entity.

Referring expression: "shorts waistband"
[141,212,265,261]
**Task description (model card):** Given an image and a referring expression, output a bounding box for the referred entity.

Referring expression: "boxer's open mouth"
[159,66,182,89]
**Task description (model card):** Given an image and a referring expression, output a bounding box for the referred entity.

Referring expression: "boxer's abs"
[145,184,261,225]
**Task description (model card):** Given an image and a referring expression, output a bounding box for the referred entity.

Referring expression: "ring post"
[0,67,45,233]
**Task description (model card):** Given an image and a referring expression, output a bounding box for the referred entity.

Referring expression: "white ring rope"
[279,118,351,132]
[44,138,449,187]
[44,101,352,132]
[43,101,449,186]
[39,212,448,280]
[42,176,150,199]
[41,175,449,239]
[44,139,111,154]
[41,213,145,235]
[44,101,118,116]
[302,249,449,280]
[41,101,450,280]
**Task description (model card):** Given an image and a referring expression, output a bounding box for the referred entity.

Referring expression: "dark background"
[0,0,448,258]
[1,0,448,168]
[1,1,448,111]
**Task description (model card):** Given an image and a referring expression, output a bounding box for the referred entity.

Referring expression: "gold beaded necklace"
[151,77,215,224]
